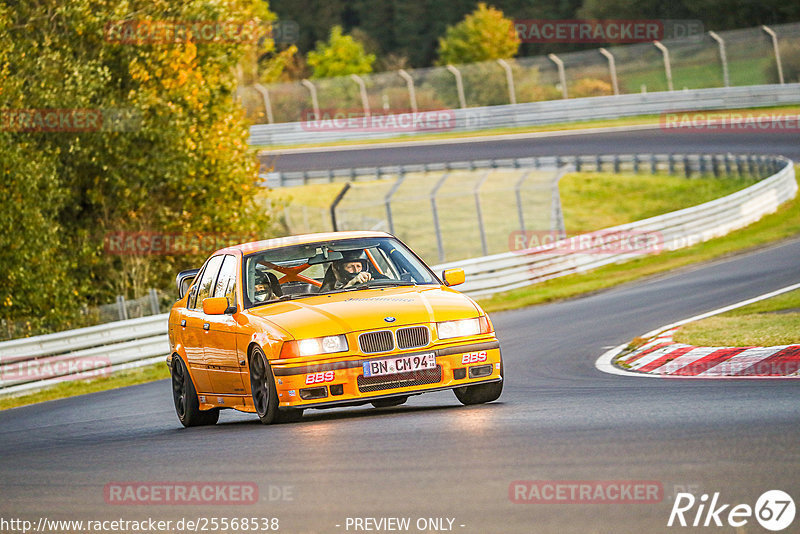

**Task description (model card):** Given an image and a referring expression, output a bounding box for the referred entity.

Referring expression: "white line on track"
[595,281,800,378]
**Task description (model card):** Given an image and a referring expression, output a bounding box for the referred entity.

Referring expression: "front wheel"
[249,347,302,424]
[171,355,219,427]
[371,396,408,408]
[453,380,503,405]
[454,361,504,405]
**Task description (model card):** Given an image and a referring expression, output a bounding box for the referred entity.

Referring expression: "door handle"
[203,323,210,330]
[180,319,186,327]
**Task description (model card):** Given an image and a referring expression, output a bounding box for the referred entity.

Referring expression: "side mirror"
[442,268,465,287]
[202,297,230,315]
[176,268,200,299]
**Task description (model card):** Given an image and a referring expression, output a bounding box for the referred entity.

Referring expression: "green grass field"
[264,169,761,263]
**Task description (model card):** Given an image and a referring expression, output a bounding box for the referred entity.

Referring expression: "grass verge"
[0,362,170,411]
[478,167,800,314]
[673,289,800,346]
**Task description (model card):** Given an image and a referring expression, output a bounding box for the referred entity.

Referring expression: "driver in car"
[253,269,273,302]
[331,251,372,289]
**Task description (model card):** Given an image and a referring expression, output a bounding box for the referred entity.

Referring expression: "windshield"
[242,236,438,308]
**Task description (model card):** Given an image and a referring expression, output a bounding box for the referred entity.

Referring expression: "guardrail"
[250,84,800,147]
[0,314,169,396]
[0,153,794,395]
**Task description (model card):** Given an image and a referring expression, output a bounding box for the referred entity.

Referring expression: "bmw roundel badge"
[384,316,396,323]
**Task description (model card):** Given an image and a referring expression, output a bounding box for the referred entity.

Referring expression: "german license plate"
[362,353,436,377]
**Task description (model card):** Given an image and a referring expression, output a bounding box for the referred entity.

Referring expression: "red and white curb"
[596,282,800,379]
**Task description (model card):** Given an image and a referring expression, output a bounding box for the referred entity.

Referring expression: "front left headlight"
[297,335,349,356]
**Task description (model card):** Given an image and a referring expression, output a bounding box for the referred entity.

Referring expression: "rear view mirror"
[176,268,200,299]
[202,297,230,315]
[307,249,344,265]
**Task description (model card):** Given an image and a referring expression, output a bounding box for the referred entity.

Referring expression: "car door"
[182,255,225,394]
[202,254,247,396]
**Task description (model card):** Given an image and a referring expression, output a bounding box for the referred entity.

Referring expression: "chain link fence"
[241,23,800,125]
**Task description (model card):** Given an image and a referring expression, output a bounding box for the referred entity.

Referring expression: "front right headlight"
[437,318,481,340]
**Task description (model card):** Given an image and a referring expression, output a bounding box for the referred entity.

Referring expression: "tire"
[249,346,303,424]
[371,396,408,408]
[171,355,219,427]
[453,362,504,405]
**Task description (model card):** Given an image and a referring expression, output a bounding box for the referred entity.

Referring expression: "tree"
[307,25,376,78]
[436,3,521,66]
[1,0,284,335]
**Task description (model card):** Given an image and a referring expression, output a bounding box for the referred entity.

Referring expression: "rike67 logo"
[668,490,795,531]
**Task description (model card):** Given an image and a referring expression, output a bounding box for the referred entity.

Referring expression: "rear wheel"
[171,355,219,427]
[371,396,408,408]
[249,347,302,424]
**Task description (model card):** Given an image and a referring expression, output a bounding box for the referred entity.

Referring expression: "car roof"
[214,231,393,256]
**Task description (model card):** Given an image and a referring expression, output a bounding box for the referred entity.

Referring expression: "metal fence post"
[116,295,128,321]
[430,172,451,262]
[762,25,784,84]
[446,65,467,109]
[350,74,370,117]
[598,48,619,95]
[708,31,730,88]
[474,170,491,256]
[148,289,160,315]
[384,172,405,235]
[301,79,320,118]
[497,58,517,105]
[253,83,275,124]
[653,41,674,91]
[398,69,417,113]
[548,53,568,99]
[551,166,570,239]
[514,170,533,232]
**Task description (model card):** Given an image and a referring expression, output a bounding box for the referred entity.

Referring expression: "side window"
[213,255,238,306]
[187,265,205,310]
[192,255,224,310]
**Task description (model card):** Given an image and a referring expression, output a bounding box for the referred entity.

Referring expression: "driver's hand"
[344,271,372,288]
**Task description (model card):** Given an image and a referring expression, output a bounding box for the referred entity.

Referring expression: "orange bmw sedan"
[167,231,503,427]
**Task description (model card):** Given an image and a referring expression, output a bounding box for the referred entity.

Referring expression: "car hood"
[247,285,481,339]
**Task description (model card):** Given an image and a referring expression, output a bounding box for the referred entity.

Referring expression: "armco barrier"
[250,84,800,147]
[0,154,794,395]
[435,155,796,297]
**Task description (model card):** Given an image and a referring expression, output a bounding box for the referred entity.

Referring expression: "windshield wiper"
[276,292,319,301]
[363,280,416,287]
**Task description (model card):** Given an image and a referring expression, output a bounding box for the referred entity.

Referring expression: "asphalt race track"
[261,127,800,172]
[1,131,799,534]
